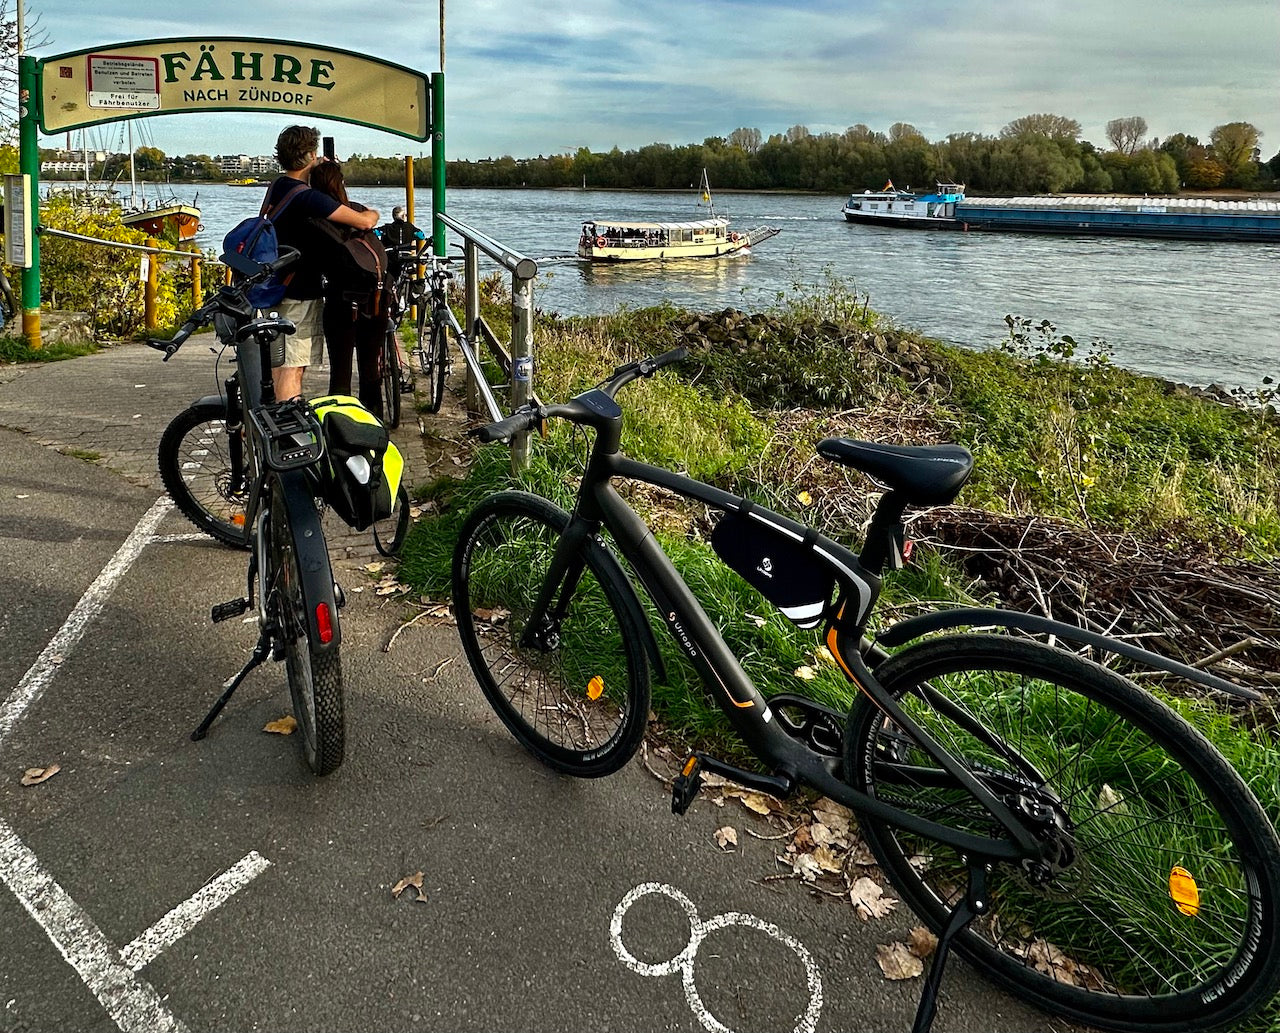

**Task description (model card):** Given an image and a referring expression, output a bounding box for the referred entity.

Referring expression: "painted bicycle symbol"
[609,882,823,1033]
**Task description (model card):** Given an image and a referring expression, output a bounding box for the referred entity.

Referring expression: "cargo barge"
[842,184,1280,241]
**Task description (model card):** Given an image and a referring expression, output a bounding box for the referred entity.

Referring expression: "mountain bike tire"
[844,633,1280,1033]
[269,479,345,776]
[381,329,402,430]
[158,400,250,548]
[452,491,650,777]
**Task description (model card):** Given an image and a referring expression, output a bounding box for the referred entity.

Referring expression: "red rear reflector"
[902,540,914,562]
[315,603,334,644]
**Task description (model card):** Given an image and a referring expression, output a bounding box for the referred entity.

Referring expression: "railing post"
[464,240,480,415]
[144,237,159,329]
[190,248,202,307]
[509,261,536,473]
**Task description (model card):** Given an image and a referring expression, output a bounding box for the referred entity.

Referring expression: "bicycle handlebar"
[470,347,689,442]
[145,247,301,360]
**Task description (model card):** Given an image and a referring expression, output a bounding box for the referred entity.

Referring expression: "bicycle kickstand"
[910,861,989,1033]
[191,633,272,741]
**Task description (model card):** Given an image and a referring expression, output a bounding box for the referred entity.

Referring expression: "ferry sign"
[37,37,429,140]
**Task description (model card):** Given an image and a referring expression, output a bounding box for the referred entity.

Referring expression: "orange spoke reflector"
[1169,866,1201,916]
[233,514,246,526]
[586,675,604,701]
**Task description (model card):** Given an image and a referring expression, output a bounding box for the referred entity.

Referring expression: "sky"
[24,0,1280,162]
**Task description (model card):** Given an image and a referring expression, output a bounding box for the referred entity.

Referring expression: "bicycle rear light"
[315,602,335,644]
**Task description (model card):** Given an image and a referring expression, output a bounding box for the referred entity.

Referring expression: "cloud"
[24,0,1279,159]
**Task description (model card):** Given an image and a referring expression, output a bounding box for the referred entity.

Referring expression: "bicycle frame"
[539,446,1039,862]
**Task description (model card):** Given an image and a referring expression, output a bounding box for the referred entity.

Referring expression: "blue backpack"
[223,181,307,310]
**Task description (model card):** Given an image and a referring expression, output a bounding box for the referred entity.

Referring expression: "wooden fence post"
[144,237,159,329]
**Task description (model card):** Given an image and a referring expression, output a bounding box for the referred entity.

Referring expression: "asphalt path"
[0,347,1081,1033]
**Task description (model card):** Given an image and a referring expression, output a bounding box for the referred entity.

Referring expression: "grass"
[0,333,101,364]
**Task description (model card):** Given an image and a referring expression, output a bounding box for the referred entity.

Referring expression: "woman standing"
[309,161,388,419]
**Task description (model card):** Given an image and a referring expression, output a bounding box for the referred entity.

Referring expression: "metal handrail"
[434,212,539,471]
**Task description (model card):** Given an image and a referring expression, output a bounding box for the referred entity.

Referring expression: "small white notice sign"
[87,54,160,109]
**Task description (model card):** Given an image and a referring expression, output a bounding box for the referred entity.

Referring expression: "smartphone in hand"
[322,136,335,161]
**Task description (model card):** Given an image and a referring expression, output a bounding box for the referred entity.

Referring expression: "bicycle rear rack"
[250,401,324,472]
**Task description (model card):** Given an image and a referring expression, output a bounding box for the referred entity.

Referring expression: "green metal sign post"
[18,54,42,347]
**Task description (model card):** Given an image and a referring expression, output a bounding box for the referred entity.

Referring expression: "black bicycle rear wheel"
[381,329,402,429]
[372,483,411,557]
[452,491,650,777]
[845,634,1280,1033]
[268,479,344,776]
[158,400,250,548]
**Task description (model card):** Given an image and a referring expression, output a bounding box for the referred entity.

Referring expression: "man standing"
[262,126,379,401]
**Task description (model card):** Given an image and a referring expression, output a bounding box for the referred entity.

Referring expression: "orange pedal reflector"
[1169,866,1201,916]
[586,676,604,701]
[233,513,246,527]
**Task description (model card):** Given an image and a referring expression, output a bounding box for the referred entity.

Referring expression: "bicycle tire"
[158,400,250,548]
[844,633,1280,1033]
[372,482,411,557]
[452,491,650,777]
[268,478,345,776]
[381,329,402,429]
[419,318,447,414]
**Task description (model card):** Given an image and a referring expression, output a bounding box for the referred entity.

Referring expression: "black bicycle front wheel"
[418,319,447,414]
[158,400,250,548]
[844,633,1280,1033]
[268,479,345,776]
[381,329,402,429]
[452,491,650,777]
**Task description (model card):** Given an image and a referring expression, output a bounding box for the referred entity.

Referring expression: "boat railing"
[437,211,541,472]
[36,225,206,330]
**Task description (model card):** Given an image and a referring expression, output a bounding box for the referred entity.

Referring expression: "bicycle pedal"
[211,597,251,623]
[672,754,704,815]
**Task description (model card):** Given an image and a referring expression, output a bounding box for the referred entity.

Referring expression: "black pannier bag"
[710,508,836,628]
[309,395,404,531]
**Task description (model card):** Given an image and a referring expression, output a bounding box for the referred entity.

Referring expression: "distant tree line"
[429,114,1277,195]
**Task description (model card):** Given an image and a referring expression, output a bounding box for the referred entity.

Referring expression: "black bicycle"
[380,241,427,429]
[414,254,452,414]
[150,249,345,775]
[452,348,1280,1033]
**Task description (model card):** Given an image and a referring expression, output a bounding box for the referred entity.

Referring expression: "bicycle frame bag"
[309,395,404,530]
[710,507,836,628]
[223,180,307,310]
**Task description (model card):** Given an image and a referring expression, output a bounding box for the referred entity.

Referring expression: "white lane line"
[119,851,272,972]
[0,816,188,1033]
[151,533,213,544]
[0,495,172,751]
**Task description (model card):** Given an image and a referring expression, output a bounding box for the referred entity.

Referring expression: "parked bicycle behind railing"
[453,348,1280,1033]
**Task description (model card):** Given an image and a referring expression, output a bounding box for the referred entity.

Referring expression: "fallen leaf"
[907,926,938,959]
[49,654,65,666]
[849,876,898,920]
[363,561,386,574]
[793,665,817,681]
[792,852,822,882]
[714,826,738,851]
[877,941,924,980]
[745,612,767,628]
[811,844,844,874]
[791,825,816,852]
[20,764,60,786]
[814,644,836,666]
[263,715,297,735]
[392,870,428,902]
[16,493,29,499]
[810,822,837,847]
[734,790,777,815]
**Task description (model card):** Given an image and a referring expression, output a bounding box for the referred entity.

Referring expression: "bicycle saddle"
[816,438,973,505]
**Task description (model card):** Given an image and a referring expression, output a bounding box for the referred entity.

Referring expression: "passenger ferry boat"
[841,181,966,228]
[578,170,780,261]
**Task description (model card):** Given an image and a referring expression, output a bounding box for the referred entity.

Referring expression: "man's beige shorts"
[269,297,326,367]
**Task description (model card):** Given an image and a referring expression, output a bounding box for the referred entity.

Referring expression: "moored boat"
[578,169,780,261]
[121,201,202,241]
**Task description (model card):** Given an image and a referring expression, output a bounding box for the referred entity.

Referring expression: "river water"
[187,183,1279,391]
